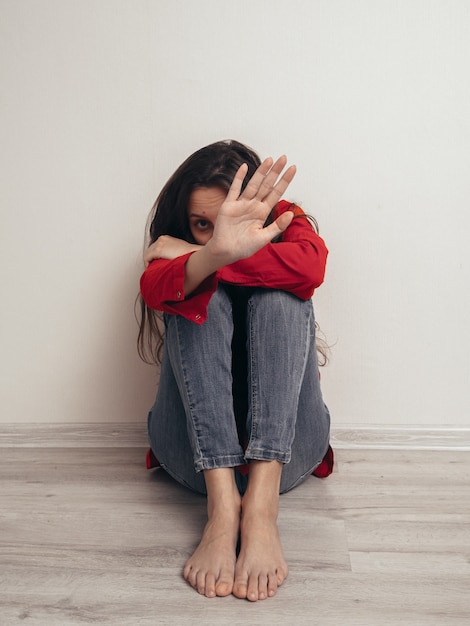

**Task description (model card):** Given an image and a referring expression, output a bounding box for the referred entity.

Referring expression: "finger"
[252,155,288,201]
[225,163,249,201]
[143,248,155,266]
[262,164,297,207]
[240,157,274,200]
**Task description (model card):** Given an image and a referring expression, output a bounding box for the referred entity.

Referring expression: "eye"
[195,219,211,231]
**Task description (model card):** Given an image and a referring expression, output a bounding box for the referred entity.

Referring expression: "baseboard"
[0,423,148,448]
[330,426,470,450]
[1,423,470,450]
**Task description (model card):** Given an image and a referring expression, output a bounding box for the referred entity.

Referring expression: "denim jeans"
[148,285,330,495]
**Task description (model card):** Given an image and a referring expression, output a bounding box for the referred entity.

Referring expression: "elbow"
[311,263,327,289]
[140,271,158,309]
[305,247,328,289]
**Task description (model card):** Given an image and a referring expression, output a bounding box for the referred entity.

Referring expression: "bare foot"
[233,462,288,602]
[233,507,288,601]
[183,470,241,598]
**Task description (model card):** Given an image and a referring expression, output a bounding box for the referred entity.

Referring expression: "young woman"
[138,140,332,602]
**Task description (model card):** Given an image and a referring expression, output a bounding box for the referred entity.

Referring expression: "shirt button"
[195,314,201,320]
[176,290,181,299]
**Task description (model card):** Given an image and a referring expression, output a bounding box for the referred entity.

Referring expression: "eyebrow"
[188,213,210,219]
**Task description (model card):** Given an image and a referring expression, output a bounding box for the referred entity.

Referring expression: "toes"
[182,563,191,582]
[215,572,234,597]
[196,570,207,596]
[234,570,284,601]
[184,564,234,598]
[257,574,268,600]
[184,565,198,590]
[234,565,260,601]
[246,574,260,602]
[205,573,217,598]
[233,583,248,599]
[267,572,279,597]
[277,564,288,586]
[232,576,248,599]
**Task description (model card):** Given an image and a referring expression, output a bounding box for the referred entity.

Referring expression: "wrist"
[197,242,231,274]
[204,238,238,268]
[183,244,228,296]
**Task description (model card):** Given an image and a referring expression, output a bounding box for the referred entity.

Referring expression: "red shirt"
[140,200,328,324]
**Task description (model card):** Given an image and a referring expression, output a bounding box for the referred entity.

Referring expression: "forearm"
[183,244,232,296]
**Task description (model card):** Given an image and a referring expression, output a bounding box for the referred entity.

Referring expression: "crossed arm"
[144,156,296,297]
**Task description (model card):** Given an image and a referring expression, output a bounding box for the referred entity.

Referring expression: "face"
[187,187,226,245]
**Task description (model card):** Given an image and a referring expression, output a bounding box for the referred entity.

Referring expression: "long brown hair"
[136,140,328,365]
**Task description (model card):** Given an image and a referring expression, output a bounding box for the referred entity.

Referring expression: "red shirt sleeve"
[139,200,328,324]
[218,201,328,299]
[140,252,218,324]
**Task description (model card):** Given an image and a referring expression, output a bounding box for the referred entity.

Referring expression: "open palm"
[208,156,297,264]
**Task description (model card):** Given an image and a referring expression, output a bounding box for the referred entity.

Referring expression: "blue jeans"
[148,285,330,495]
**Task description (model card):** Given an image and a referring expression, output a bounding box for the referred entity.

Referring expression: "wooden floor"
[1,444,469,625]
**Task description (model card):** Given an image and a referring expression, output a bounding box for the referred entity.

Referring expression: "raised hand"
[207,156,296,264]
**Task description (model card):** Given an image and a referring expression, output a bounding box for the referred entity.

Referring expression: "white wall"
[1,0,469,427]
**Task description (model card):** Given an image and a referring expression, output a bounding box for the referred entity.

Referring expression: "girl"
[138,140,332,602]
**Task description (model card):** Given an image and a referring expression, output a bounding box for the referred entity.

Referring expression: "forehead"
[188,187,226,216]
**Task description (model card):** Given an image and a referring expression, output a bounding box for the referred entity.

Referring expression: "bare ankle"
[205,470,241,520]
[241,460,282,517]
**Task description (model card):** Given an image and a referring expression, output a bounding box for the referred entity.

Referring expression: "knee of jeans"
[249,289,312,319]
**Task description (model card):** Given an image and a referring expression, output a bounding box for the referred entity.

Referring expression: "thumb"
[275,210,294,233]
[261,210,294,243]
